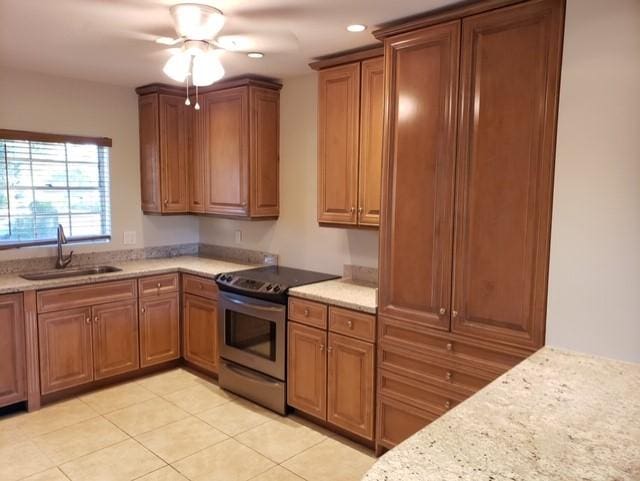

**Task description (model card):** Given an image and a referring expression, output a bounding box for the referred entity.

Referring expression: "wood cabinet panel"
[376,395,438,450]
[159,94,190,213]
[318,63,360,224]
[378,21,460,331]
[250,87,280,217]
[37,280,137,313]
[203,87,250,216]
[183,293,218,373]
[139,94,161,213]
[0,294,26,407]
[140,294,180,367]
[327,333,375,440]
[452,0,563,349]
[138,273,179,298]
[182,274,218,300]
[328,306,376,342]
[92,300,139,380]
[189,102,206,212]
[288,297,327,329]
[358,56,385,226]
[38,307,93,394]
[287,322,327,420]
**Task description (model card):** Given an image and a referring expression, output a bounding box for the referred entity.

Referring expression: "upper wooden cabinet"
[314,49,384,227]
[0,293,26,408]
[378,0,563,351]
[136,78,281,219]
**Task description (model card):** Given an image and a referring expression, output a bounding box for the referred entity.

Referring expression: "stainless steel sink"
[20,265,122,281]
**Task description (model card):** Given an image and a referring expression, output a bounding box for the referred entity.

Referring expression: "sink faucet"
[55,224,73,269]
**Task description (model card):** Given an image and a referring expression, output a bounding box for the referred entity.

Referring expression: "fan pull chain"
[194,85,200,110]
[185,73,191,106]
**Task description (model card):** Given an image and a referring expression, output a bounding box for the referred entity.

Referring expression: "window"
[0,130,112,249]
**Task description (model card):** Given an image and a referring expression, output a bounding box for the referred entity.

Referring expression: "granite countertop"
[363,347,640,481]
[0,256,255,294]
[289,278,378,314]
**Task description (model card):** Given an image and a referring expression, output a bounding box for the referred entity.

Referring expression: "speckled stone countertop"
[0,256,254,294]
[289,278,378,314]
[363,347,640,481]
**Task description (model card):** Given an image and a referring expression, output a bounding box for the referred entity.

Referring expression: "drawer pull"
[347,320,353,329]
[303,307,310,317]
[445,371,453,381]
[446,342,453,352]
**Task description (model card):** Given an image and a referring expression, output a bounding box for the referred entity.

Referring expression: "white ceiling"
[0,0,456,87]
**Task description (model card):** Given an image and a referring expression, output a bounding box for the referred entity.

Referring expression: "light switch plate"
[234,230,242,244]
[123,231,136,245]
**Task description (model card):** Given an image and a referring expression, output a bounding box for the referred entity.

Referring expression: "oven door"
[218,291,286,380]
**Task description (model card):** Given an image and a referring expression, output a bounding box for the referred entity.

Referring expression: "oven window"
[225,311,276,361]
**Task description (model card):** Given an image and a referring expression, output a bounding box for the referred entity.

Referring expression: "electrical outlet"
[234,230,242,244]
[123,231,136,245]
[263,254,278,265]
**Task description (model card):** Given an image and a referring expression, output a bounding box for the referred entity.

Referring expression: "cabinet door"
[183,293,218,373]
[0,294,26,407]
[287,322,327,420]
[38,307,93,394]
[250,87,280,217]
[140,294,180,368]
[452,0,563,349]
[92,301,139,380]
[139,94,161,213]
[378,21,460,331]
[357,56,384,227]
[203,87,250,216]
[159,94,190,213]
[318,63,360,225]
[327,333,374,440]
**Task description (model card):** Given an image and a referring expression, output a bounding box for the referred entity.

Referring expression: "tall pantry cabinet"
[376,0,564,452]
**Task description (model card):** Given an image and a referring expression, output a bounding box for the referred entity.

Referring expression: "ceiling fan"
[157,2,265,108]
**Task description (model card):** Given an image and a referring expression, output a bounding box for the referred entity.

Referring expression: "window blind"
[0,131,112,249]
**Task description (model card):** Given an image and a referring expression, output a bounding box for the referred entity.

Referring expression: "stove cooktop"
[216,265,339,303]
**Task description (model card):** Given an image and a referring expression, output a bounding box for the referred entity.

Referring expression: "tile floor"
[0,369,376,481]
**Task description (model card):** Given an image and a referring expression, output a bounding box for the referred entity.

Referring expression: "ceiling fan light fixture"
[192,50,225,86]
[170,3,225,41]
[163,51,191,82]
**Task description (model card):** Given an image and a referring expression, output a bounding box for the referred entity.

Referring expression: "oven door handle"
[224,362,282,386]
[227,296,285,313]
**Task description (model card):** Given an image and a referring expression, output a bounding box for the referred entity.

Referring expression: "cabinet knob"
[163,199,168,205]
[241,201,247,207]
[452,310,459,318]
[439,307,446,316]
[94,316,99,323]
[357,206,363,214]
[445,371,453,381]
[350,206,355,213]
[445,400,451,410]
[85,317,91,324]
[303,308,310,317]
[446,342,453,352]
[157,282,162,288]
[141,307,146,313]
[327,346,333,353]
[347,320,353,329]
[319,344,324,352]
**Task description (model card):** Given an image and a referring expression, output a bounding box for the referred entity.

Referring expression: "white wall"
[546,0,640,362]
[0,68,199,260]
[198,74,379,275]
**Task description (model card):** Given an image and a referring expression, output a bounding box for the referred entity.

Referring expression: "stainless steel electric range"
[215,266,338,414]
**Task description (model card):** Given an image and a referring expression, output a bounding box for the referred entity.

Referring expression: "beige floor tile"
[0,413,29,446]
[136,369,202,396]
[135,466,188,481]
[15,399,98,438]
[248,465,305,481]
[136,416,227,463]
[80,381,157,414]
[21,467,70,481]
[163,383,235,414]
[235,417,325,463]
[173,438,274,481]
[196,398,278,436]
[60,439,165,481]
[282,437,376,481]
[0,440,54,481]
[105,397,189,436]
[33,416,128,464]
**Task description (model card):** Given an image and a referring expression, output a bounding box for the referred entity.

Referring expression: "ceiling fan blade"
[216,31,299,53]
[155,37,182,46]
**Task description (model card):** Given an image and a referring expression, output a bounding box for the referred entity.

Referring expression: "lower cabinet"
[92,300,139,380]
[0,293,26,408]
[183,293,219,373]
[139,294,180,367]
[287,300,376,441]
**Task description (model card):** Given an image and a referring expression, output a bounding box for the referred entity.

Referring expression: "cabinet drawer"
[379,315,529,372]
[378,341,497,395]
[378,368,466,416]
[329,306,375,342]
[288,297,327,329]
[138,273,179,298]
[376,394,438,450]
[38,279,137,313]
[182,274,218,300]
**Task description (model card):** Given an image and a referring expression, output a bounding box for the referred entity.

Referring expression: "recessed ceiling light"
[247,52,264,59]
[347,24,366,32]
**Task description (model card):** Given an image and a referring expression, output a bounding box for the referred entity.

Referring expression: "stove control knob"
[273,285,281,293]
[226,276,233,282]
[266,284,273,291]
